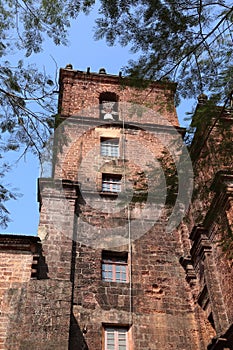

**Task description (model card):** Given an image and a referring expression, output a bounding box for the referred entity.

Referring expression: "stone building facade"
[0,66,232,349]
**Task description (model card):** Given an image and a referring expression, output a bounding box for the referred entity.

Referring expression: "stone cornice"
[204,171,233,228]
[179,255,197,285]
[210,171,233,194]
[57,115,186,137]
[189,226,212,266]
[0,234,40,253]
[59,68,177,91]
[38,178,80,204]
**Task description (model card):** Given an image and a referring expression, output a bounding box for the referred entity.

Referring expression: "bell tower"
[37,65,212,350]
[1,65,233,350]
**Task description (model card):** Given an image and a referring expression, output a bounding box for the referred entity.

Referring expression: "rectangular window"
[102,252,128,283]
[102,174,121,193]
[104,327,128,350]
[101,138,119,157]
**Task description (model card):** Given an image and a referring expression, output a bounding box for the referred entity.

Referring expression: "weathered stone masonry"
[0,67,232,349]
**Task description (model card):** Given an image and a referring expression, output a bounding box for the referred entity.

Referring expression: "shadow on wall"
[32,243,49,280]
[69,312,89,350]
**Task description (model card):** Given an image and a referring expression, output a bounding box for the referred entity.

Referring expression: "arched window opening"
[99,92,119,120]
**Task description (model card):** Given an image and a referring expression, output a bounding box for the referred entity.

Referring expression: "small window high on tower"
[99,92,119,120]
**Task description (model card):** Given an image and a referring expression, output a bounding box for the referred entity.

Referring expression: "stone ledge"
[0,234,40,253]
[57,114,186,136]
[208,323,233,350]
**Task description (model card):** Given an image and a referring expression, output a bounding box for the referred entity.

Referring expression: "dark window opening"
[99,92,119,120]
[208,312,216,330]
[102,174,122,193]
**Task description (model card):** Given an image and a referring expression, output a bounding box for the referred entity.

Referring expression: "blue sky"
[1,7,194,236]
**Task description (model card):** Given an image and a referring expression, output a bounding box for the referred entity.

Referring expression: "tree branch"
[161,6,233,79]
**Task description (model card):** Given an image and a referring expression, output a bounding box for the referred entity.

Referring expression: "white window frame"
[100,137,119,157]
[104,326,128,350]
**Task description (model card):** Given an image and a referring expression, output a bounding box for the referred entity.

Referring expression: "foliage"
[1,0,233,232]
[0,0,95,226]
[157,150,178,207]
[0,161,20,228]
[94,0,233,104]
[145,149,179,208]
